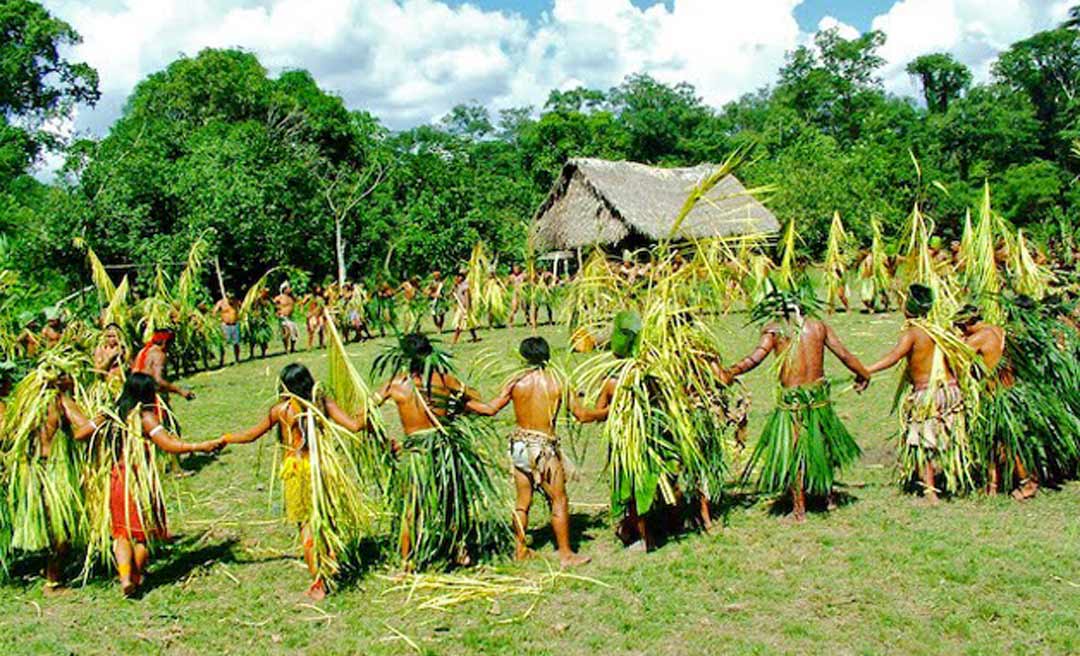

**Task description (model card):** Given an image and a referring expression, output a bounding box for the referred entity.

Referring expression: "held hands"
[182,388,196,401]
[717,368,734,386]
[854,374,871,394]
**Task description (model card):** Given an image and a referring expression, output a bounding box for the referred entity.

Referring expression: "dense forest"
[2,0,1080,313]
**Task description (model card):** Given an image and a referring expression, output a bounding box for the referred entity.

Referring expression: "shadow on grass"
[765,488,859,517]
[327,537,388,591]
[525,511,609,554]
[140,535,240,595]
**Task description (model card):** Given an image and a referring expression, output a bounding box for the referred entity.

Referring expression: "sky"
[40,1,1073,146]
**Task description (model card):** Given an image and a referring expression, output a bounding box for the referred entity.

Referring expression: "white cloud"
[871,0,1062,97]
[37,0,1072,147]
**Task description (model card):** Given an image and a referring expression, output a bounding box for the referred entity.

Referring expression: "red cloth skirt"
[109,463,168,542]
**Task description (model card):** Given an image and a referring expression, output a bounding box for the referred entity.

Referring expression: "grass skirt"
[388,420,508,569]
[974,381,1080,486]
[745,382,860,496]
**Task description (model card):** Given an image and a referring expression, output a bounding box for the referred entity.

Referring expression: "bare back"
[508,369,562,435]
[384,371,466,436]
[768,319,828,387]
[907,325,954,390]
[274,293,295,319]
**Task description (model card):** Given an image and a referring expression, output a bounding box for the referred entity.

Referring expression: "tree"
[777,28,887,141]
[607,74,712,164]
[906,53,972,113]
[440,103,494,139]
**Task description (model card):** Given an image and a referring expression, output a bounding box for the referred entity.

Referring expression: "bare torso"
[274,293,295,319]
[215,299,238,325]
[508,369,562,434]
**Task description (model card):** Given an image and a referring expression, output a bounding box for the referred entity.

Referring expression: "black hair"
[520,336,550,366]
[403,333,433,375]
[104,322,122,332]
[280,363,315,402]
[117,372,158,418]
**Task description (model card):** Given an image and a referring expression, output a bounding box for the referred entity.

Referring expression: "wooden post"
[214,256,227,299]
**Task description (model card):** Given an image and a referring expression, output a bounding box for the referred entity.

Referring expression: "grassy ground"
[1,312,1077,655]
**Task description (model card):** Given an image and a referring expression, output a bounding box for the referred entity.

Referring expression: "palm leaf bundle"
[1011,231,1053,300]
[963,186,1005,323]
[77,240,117,306]
[466,243,491,327]
[776,218,799,291]
[481,276,509,328]
[238,269,276,349]
[823,211,850,311]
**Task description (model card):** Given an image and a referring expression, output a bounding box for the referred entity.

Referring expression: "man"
[304,284,326,351]
[93,323,127,380]
[571,312,659,552]
[133,329,195,402]
[374,333,499,567]
[507,264,527,327]
[866,284,963,503]
[274,282,299,354]
[451,270,479,345]
[213,293,241,366]
[721,287,869,522]
[23,377,99,594]
[426,270,447,332]
[471,337,589,567]
[244,288,274,359]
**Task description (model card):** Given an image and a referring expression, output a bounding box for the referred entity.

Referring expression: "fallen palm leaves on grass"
[379,565,610,616]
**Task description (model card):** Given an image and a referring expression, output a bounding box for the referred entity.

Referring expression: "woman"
[108,373,223,596]
[221,364,368,600]
[93,323,127,380]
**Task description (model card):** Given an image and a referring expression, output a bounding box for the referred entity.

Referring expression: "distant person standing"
[274,282,299,354]
[213,294,241,365]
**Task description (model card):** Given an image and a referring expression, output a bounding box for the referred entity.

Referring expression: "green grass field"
[1,313,1078,655]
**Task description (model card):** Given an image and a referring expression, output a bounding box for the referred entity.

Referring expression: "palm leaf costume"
[371,335,508,569]
[741,286,861,497]
[1,349,92,568]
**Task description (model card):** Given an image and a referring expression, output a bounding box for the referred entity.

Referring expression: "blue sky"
[40,0,1069,151]
[446,0,899,31]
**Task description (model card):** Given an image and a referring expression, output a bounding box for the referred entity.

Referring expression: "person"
[132,329,195,402]
[107,373,223,596]
[243,287,274,359]
[221,364,367,600]
[571,312,663,552]
[470,337,589,567]
[507,264,527,327]
[345,282,372,342]
[451,271,479,344]
[274,282,299,354]
[866,284,965,503]
[93,323,128,380]
[426,270,447,332]
[721,286,869,522]
[304,285,326,351]
[10,373,99,594]
[373,333,502,568]
[213,294,241,365]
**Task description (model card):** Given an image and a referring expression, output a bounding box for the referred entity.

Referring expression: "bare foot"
[306,579,327,601]
[120,579,137,598]
[514,547,537,562]
[826,494,838,512]
[625,539,647,553]
[559,552,591,567]
[920,492,940,506]
[43,583,67,597]
[1012,480,1038,501]
[454,547,473,567]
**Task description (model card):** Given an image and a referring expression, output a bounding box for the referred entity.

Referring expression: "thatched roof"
[532,158,779,250]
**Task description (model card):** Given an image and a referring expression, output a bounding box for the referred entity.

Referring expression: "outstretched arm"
[572,378,615,423]
[59,393,101,441]
[824,323,871,380]
[724,330,777,381]
[866,330,914,375]
[147,351,193,399]
[325,397,366,433]
[469,377,519,416]
[143,413,223,454]
[222,406,277,444]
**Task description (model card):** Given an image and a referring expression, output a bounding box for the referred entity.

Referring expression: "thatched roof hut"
[532,158,779,251]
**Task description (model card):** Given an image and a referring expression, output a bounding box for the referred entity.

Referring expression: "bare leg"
[625,500,651,552]
[698,491,715,533]
[132,541,149,589]
[44,541,69,594]
[113,538,136,596]
[540,462,589,566]
[922,462,939,504]
[792,466,807,523]
[1012,456,1038,500]
[511,469,534,561]
[299,523,326,600]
